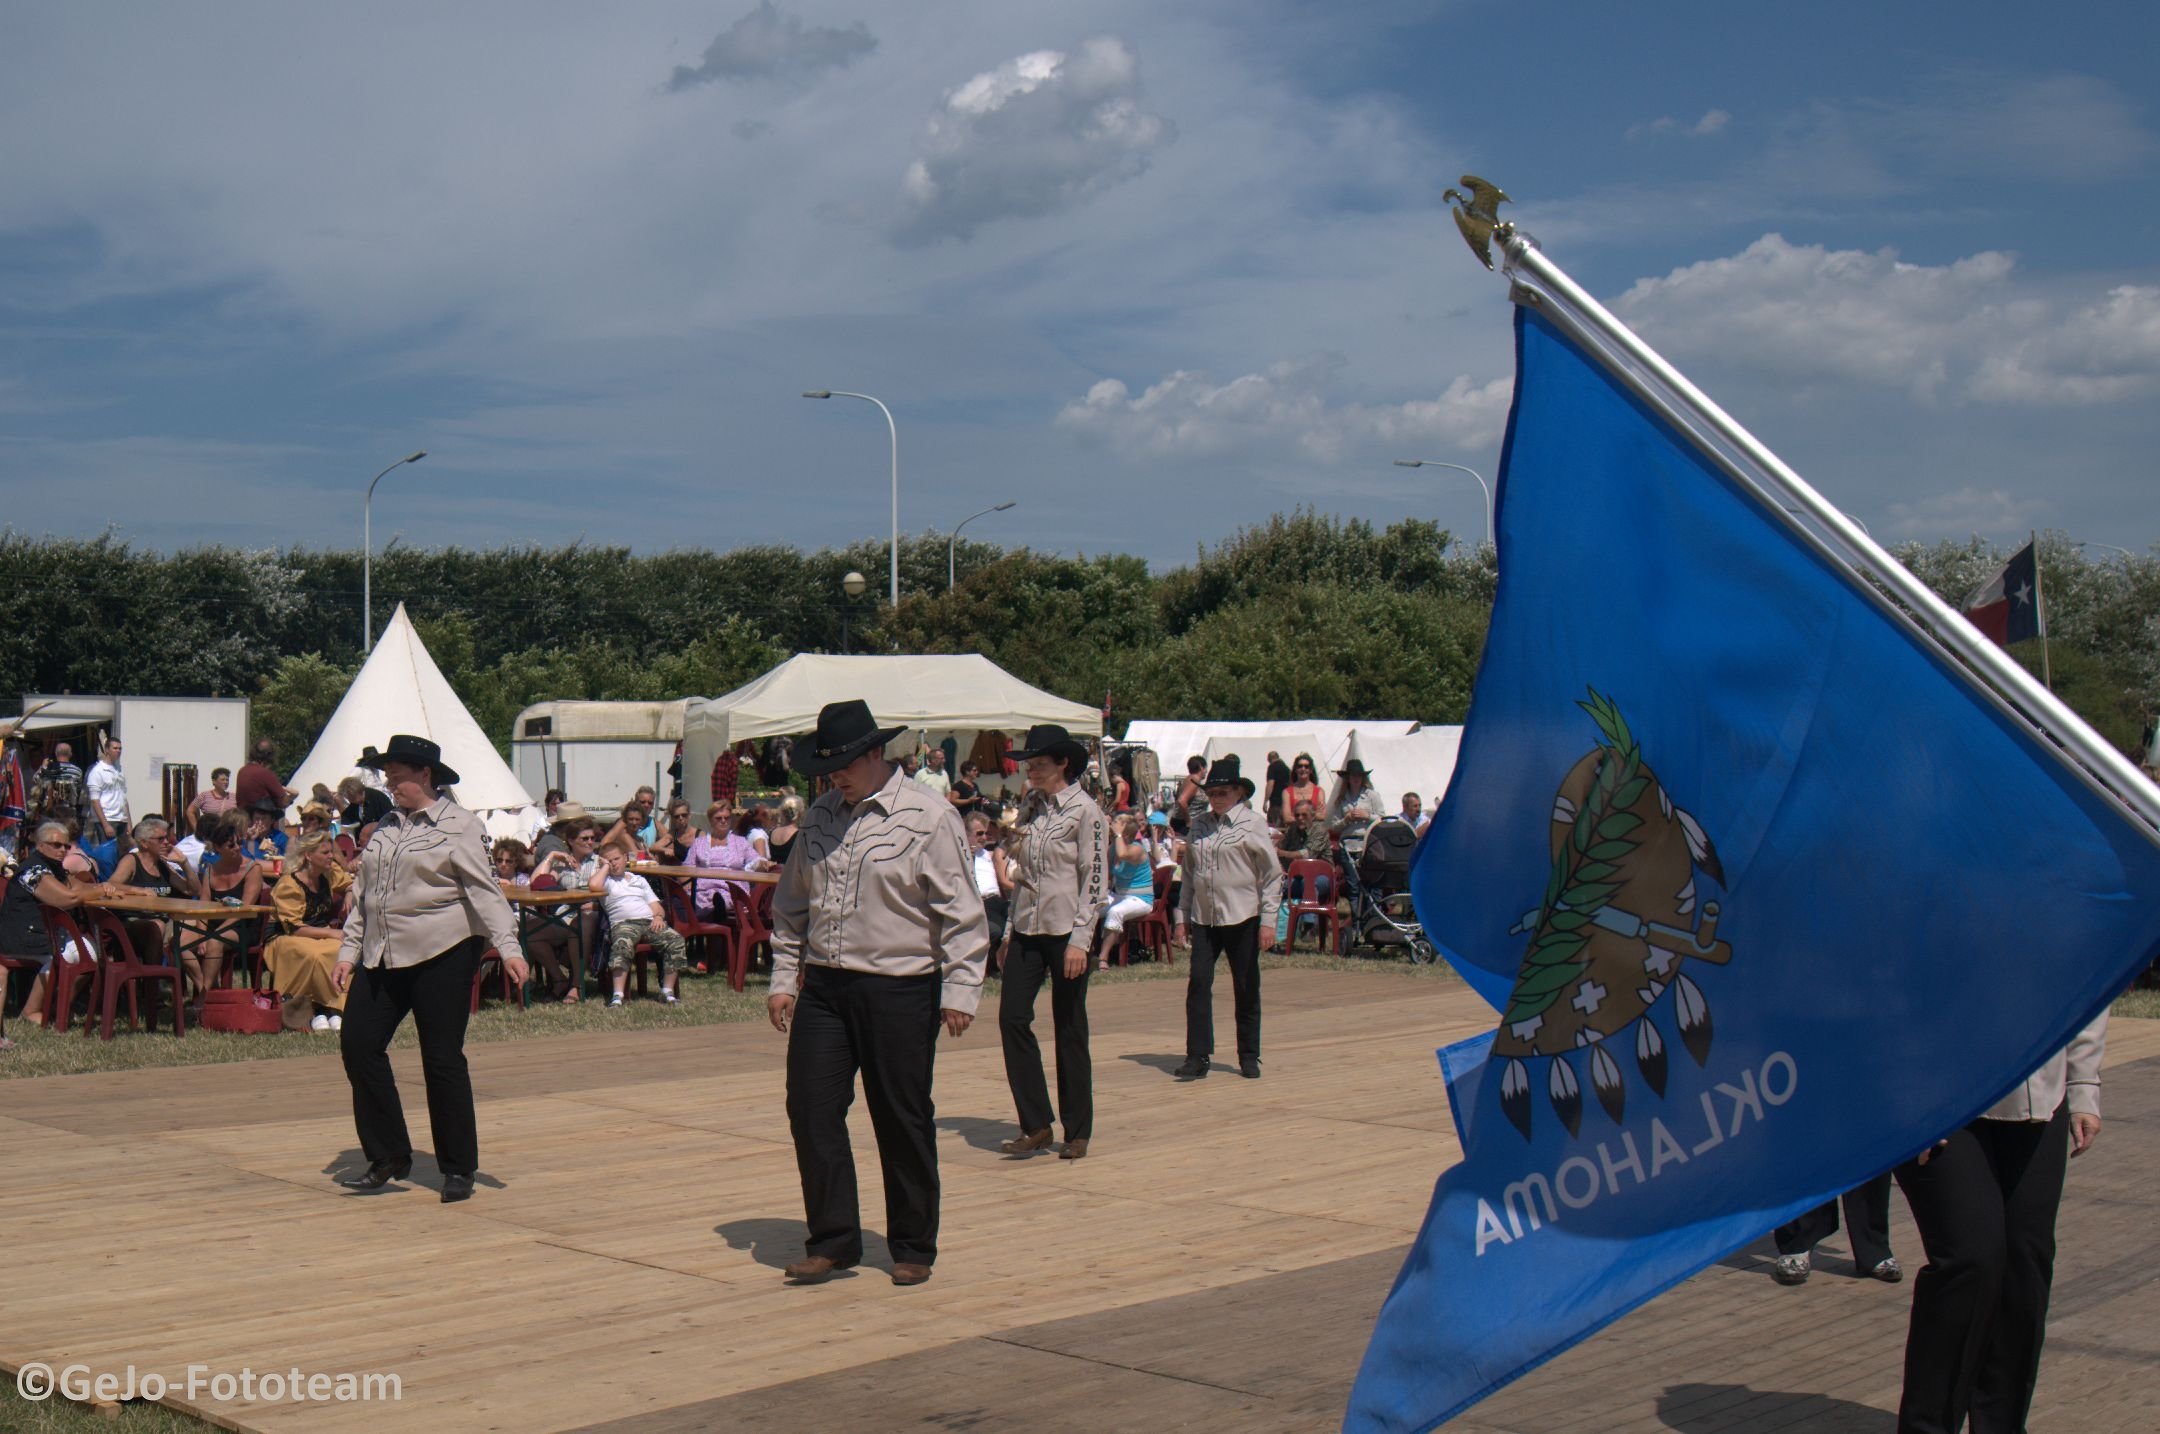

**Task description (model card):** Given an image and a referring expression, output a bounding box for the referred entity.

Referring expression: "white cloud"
[1629,108,1730,140]
[1612,234,2160,406]
[891,37,1174,245]
[666,2,876,89]
[1056,355,1511,462]
[1882,486,2046,541]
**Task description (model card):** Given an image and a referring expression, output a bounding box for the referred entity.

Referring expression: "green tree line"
[1,519,2152,762]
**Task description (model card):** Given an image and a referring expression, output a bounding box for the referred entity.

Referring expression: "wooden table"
[500,883,602,993]
[631,863,779,886]
[80,890,278,983]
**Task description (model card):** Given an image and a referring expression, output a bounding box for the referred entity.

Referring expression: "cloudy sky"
[3,2,2156,567]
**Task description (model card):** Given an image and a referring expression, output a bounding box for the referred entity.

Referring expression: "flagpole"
[2033,530,2053,691]
[1463,202,2160,837]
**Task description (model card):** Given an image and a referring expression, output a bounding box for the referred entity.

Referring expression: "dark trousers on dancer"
[999,931,1092,1142]
[1186,916,1261,1061]
[339,937,484,1178]
[786,966,942,1267]
[1893,1105,2071,1434]
[1775,1172,1894,1268]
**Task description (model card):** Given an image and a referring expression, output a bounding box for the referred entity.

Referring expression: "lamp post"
[2074,539,2137,560]
[839,569,867,653]
[803,390,900,604]
[1393,458,1493,548]
[948,500,1016,590]
[363,450,427,652]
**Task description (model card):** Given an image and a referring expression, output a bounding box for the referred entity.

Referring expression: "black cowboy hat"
[248,794,285,817]
[792,700,907,777]
[359,733,461,788]
[1008,723,1091,771]
[1200,755,1255,800]
[1336,758,1375,780]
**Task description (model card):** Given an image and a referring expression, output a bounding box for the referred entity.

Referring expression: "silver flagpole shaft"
[1494,227,2160,838]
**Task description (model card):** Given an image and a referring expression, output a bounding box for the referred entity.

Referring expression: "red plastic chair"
[36,907,102,1033]
[660,880,741,991]
[1111,866,1177,966]
[734,882,775,976]
[68,909,188,1040]
[469,946,529,1014]
[1284,859,1341,955]
[1,951,41,1016]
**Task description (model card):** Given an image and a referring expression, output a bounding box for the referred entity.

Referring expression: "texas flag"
[1960,538,2044,646]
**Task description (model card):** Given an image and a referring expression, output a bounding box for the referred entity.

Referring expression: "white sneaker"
[310,1014,332,1033]
[329,1014,342,1031]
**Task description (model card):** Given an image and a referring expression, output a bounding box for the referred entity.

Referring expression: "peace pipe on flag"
[1345,182,2160,1433]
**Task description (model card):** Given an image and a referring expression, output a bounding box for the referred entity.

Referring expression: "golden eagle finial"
[1443,175,1511,270]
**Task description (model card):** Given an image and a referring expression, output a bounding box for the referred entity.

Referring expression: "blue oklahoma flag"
[1347,307,2160,1432]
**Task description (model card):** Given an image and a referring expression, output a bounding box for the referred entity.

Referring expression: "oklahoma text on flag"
[1345,302,2160,1432]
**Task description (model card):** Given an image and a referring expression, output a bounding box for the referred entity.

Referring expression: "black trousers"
[999,932,1092,1141]
[786,966,942,1267]
[1186,917,1261,1060]
[1774,1172,1895,1268]
[339,938,485,1178]
[1893,1106,2072,1434]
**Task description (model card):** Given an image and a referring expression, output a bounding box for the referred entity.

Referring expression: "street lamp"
[364,450,427,653]
[1393,458,1494,548]
[2073,539,2138,560]
[839,569,867,653]
[803,390,900,605]
[948,500,1016,590]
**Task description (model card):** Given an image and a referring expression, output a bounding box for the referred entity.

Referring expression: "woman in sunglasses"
[1277,753,1324,829]
[195,808,267,998]
[2,820,114,1032]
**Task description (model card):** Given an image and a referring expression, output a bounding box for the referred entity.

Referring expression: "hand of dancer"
[1063,944,1087,979]
[767,994,794,1034]
[2070,1111,2101,1156]
[941,1008,972,1038]
[332,959,354,995]
[1914,1139,1949,1166]
[1260,927,1279,953]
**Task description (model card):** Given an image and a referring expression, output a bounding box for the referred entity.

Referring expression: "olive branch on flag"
[1503,688,1646,1025]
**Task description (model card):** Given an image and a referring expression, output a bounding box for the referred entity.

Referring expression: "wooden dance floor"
[3,971,2157,1432]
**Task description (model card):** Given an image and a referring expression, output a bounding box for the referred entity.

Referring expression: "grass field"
[0,1375,213,1433]
[0,950,1458,1080]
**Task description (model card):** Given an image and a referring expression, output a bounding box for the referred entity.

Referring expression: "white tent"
[681,654,1101,796]
[1342,726,1465,817]
[1122,718,1420,778]
[287,603,541,838]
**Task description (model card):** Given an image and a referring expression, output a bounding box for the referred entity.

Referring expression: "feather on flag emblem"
[1493,688,1732,1139]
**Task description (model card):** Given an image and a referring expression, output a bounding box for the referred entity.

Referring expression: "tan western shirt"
[770,764,989,1015]
[338,797,522,970]
[1984,1011,2106,1121]
[1179,801,1282,934]
[1009,784,1109,945]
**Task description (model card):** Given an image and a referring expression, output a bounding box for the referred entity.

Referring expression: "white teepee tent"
[287,603,540,837]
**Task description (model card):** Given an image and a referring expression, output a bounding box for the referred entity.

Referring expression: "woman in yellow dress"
[264,832,354,1029]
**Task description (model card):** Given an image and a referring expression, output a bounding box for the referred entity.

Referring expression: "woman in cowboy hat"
[332,734,527,1204]
[767,701,988,1287]
[997,724,1109,1160]
[1174,756,1282,1081]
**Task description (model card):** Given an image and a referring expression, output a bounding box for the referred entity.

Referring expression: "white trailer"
[511,699,689,810]
[19,693,250,825]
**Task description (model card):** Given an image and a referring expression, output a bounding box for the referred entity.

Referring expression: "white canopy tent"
[1342,726,1466,818]
[681,654,1102,797]
[1121,718,1420,779]
[287,603,541,838]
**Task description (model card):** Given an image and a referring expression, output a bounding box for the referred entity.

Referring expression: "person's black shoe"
[339,1157,413,1191]
[440,1174,474,1204]
[1239,1056,1261,1079]
[1173,1056,1209,1080]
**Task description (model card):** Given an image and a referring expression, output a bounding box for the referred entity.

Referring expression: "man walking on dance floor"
[768,701,989,1287]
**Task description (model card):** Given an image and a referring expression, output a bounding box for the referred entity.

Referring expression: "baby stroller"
[1343,817,1436,964]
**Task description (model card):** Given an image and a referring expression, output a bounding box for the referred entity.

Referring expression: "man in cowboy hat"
[768,700,989,1287]
[333,734,528,1204]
